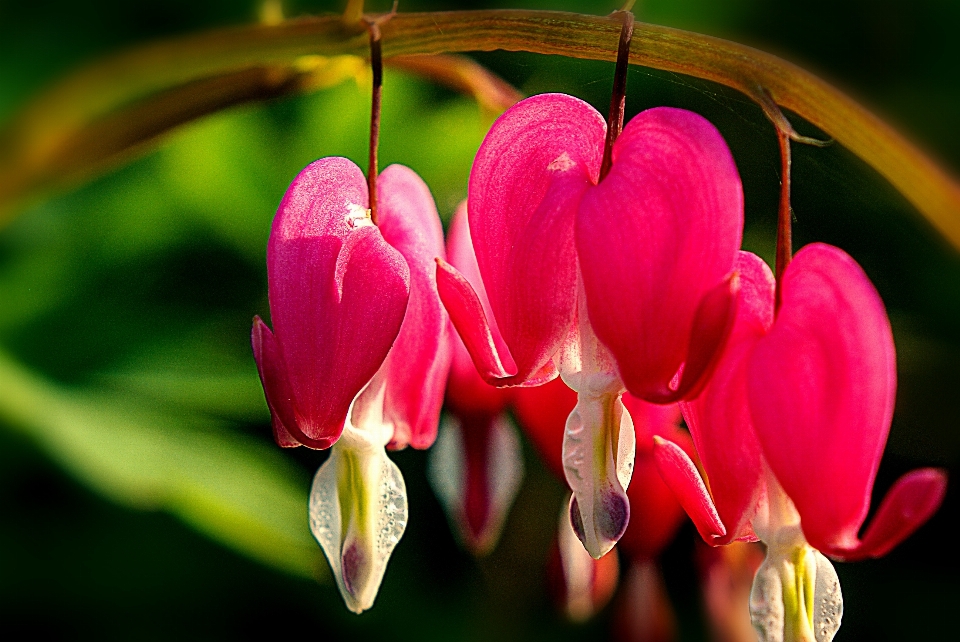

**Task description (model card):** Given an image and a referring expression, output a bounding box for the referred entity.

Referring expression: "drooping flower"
[252,157,450,613]
[252,157,410,452]
[654,245,947,641]
[428,203,523,556]
[437,93,743,558]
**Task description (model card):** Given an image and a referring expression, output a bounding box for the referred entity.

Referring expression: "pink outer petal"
[444,203,511,417]
[469,93,605,383]
[446,328,512,418]
[621,444,689,561]
[748,243,897,550]
[822,468,947,561]
[437,258,516,382]
[577,107,743,402]
[653,436,726,544]
[267,157,410,447]
[679,252,774,544]
[251,316,306,448]
[373,165,452,450]
[621,397,682,449]
[656,274,740,403]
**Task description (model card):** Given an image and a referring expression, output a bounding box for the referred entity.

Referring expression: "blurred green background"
[1,0,958,640]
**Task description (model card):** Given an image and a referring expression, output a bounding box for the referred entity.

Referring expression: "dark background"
[1,1,958,640]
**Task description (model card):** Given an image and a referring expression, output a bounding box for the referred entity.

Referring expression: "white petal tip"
[308,431,408,614]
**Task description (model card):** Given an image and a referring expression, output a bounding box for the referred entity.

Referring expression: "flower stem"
[366,20,384,225]
[599,10,634,183]
[774,127,792,314]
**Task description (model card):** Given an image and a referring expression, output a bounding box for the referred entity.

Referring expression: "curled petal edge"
[252,316,335,450]
[436,257,522,384]
[821,468,947,562]
[652,436,726,544]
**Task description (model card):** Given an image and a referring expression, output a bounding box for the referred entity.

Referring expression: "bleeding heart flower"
[428,203,523,556]
[654,245,947,642]
[252,157,450,613]
[437,93,743,558]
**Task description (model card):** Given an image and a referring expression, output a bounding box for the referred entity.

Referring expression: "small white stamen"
[346,202,374,228]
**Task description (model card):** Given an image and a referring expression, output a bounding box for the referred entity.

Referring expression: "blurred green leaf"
[96,367,269,422]
[0,347,325,581]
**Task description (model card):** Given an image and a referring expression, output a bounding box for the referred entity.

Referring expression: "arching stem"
[598,10,634,183]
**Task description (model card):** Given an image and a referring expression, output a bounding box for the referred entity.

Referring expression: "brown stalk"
[599,10,635,183]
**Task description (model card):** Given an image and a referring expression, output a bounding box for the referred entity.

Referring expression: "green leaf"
[0,347,325,581]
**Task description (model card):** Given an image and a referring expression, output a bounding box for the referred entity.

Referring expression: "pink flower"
[654,245,947,641]
[252,157,410,451]
[437,93,743,557]
[252,157,450,613]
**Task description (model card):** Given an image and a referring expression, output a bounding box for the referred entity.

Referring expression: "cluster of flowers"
[252,92,946,639]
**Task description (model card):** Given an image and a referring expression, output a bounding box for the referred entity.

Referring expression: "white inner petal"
[558,277,635,559]
[749,554,785,642]
[749,529,844,642]
[308,397,408,614]
[812,550,843,642]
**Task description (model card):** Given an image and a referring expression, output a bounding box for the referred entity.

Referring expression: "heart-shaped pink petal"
[748,243,896,550]
[264,157,410,447]
[468,93,605,384]
[577,107,743,402]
